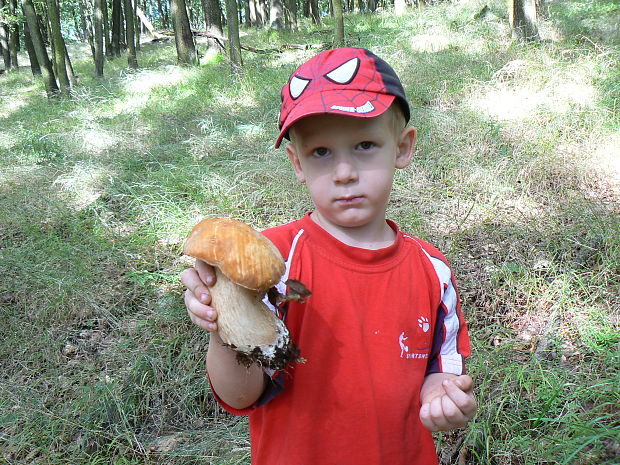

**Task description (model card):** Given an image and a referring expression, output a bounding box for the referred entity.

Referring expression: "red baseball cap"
[276,48,410,148]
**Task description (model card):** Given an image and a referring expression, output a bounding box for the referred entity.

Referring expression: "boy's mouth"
[335,195,364,205]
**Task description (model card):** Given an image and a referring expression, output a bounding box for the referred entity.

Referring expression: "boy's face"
[286,110,416,235]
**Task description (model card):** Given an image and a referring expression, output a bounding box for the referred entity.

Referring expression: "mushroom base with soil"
[209,268,301,370]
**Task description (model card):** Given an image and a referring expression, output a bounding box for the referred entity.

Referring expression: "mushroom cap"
[183,218,285,291]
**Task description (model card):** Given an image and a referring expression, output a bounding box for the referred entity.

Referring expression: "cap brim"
[275,90,396,148]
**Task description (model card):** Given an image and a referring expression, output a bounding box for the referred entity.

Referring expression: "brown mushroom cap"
[183,218,285,292]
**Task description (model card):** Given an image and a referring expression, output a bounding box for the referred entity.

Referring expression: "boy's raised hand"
[180,260,218,332]
[419,374,477,432]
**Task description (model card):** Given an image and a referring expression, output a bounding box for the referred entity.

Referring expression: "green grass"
[1,0,619,463]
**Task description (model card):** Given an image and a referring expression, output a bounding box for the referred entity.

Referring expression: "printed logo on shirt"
[398,331,429,359]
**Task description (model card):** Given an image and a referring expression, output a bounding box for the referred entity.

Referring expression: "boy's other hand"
[180,260,218,332]
[419,374,476,432]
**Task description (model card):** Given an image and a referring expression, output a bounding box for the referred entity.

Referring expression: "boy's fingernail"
[200,293,209,303]
[206,310,215,321]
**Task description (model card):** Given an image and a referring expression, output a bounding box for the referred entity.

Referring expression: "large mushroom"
[183,217,308,370]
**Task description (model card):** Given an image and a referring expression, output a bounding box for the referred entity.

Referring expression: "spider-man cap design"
[275,48,410,148]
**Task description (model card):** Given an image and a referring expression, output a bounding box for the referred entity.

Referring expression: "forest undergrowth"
[1,0,619,464]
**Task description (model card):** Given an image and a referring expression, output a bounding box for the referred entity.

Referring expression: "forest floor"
[1,0,619,464]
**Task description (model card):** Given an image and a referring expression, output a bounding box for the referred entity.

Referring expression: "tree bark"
[23,19,41,75]
[79,0,96,59]
[47,0,71,95]
[8,0,19,68]
[225,0,242,69]
[309,0,320,25]
[510,0,539,41]
[202,0,224,50]
[156,0,167,28]
[93,0,104,75]
[332,0,344,46]
[124,0,138,67]
[0,0,11,71]
[111,0,122,55]
[171,0,197,65]
[101,0,112,57]
[21,0,59,96]
[269,0,284,30]
[284,0,297,30]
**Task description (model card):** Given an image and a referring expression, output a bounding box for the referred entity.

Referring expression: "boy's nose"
[332,155,358,184]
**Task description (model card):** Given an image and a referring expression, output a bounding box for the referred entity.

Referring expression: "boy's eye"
[357,141,374,150]
[312,147,330,158]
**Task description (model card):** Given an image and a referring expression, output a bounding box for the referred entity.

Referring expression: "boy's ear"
[395,126,417,169]
[286,144,306,183]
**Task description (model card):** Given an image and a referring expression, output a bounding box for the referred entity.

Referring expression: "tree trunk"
[124,0,138,67]
[247,0,257,26]
[243,0,250,26]
[225,0,242,69]
[284,0,296,30]
[63,39,77,85]
[133,0,140,50]
[8,0,19,68]
[101,0,112,57]
[332,0,344,46]
[309,0,320,25]
[21,0,59,96]
[80,0,96,59]
[269,0,284,30]
[23,19,41,75]
[47,0,71,95]
[156,0,167,28]
[93,0,104,75]
[0,0,11,71]
[111,0,122,55]
[202,0,224,50]
[171,0,197,65]
[136,6,161,37]
[257,0,266,26]
[510,0,539,41]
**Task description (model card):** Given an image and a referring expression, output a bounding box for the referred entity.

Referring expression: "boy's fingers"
[180,267,212,305]
[419,403,439,431]
[443,379,477,418]
[195,259,216,286]
[184,289,218,331]
[454,375,474,393]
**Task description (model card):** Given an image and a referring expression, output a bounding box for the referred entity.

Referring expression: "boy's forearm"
[420,372,457,404]
[207,332,267,409]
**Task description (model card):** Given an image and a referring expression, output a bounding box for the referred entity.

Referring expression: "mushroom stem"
[210,268,298,369]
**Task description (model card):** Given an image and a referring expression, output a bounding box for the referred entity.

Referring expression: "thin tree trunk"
[23,19,41,74]
[225,0,242,69]
[123,0,138,67]
[202,0,223,50]
[80,0,96,59]
[332,0,344,46]
[510,0,539,40]
[21,0,59,96]
[309,0,320,25]
[8,0,19,67]
[111,0,122,55]
[47,0,71,95]
[269,0,284,30]
[133,0,140,50]
[284,0,296,30]
[63,40,77,85]
[101,0,112,57]
[94,0,104,75]
[171,0,197,65]
[0,0,11,71]
[156,0,167,28]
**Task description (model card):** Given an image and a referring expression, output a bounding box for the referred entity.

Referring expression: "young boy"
[181,48,476,465]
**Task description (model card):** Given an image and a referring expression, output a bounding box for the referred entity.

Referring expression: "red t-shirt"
[212,213,471,465]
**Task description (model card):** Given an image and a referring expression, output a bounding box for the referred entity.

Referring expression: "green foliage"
[1,0,619,463]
